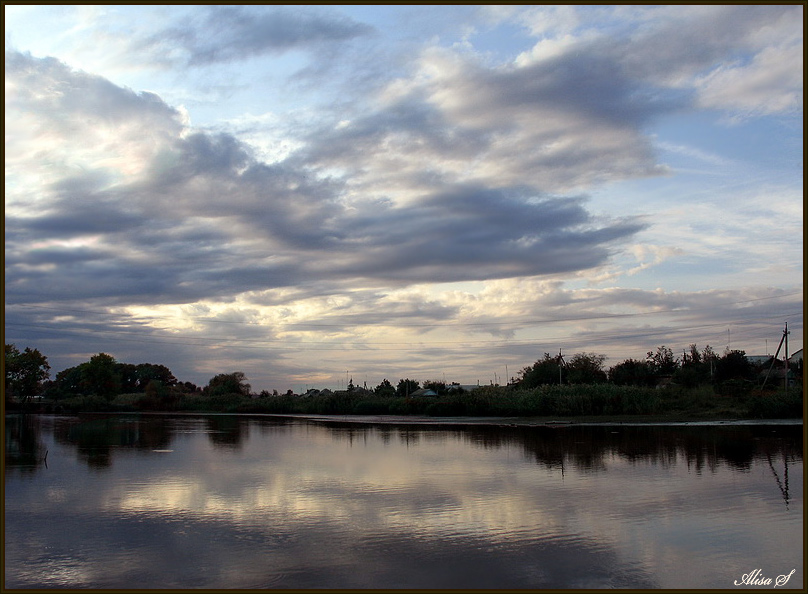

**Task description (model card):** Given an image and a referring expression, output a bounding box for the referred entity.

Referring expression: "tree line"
[517,345,778,391]
[4,342,802,410]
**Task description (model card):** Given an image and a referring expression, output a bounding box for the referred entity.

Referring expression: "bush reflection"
[7,414,801,475]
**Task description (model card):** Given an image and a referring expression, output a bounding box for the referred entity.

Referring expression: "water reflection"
[4,414,803,589]
[5,414,48,471]
[204,415,249,448]
[313,420,802,477]
[767,451,792,508]
[50,415,174,469]
[7,414,803,476]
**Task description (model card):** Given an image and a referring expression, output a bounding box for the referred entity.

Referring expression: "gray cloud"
[325,188,645,283]
[472,54,677,128]
[5,3,801,390]
[143,6,374,66]
[296,49,672,195]
[15,205,146,237]
[5,50,182,135]
[6,50,648,307]
[611,5,801,85]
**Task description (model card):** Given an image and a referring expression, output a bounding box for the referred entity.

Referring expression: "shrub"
[388,397,429,415]
[425,400,466,416]
[621,386,661,415]
[58,394,111,413]
[747,391,803,419]
[715,379,754,399]
[353,399,392,415]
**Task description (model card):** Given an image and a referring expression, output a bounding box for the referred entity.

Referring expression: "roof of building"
[410,388,438,397]
[746,355,773,365]
[447,384,480,392]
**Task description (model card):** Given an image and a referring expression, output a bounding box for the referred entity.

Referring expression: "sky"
[4,5,804,393]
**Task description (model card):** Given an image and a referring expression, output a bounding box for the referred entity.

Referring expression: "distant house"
[331,386,375,398]
[446,383,480,393]
[789,349,803,365]
[410,388,438,397]
[758,351,802,387]
[746,355,773,368]
[749,350,802,369]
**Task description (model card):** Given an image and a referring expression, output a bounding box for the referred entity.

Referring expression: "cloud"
[4,50,176,122]
[512,5,803,118]
[141,5,374,67]
[5,50,649,309]
[695,42,804,118]
[4,49,185,217]
[299,46,673,201]
[326,187,645,283]
[4,4,801,389]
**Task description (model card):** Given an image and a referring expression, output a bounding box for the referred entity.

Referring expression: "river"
[4,413,803,589]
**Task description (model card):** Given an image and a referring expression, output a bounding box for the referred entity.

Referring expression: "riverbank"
[12,382,802,420]
[12,409,803,429]
[242,412,805,427]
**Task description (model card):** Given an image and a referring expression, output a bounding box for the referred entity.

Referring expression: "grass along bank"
[32,383,803,420]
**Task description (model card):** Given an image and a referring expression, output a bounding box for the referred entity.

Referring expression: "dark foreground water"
[4,414,803,589]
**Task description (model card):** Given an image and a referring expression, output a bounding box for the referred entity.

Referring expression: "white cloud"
[695,42,803,117]
[3,6,802,389]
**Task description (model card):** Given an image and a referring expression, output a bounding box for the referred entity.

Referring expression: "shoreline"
[26,410,802,427]
[254,413,804,427]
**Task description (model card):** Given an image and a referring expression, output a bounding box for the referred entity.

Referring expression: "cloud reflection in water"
[4,415,802,589]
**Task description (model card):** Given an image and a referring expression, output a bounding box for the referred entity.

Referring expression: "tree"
[118,363,139,392]
[702,345,718,363]
[144,379,166,400]
[81,353,123,400]
[680,344,701,367]
[176,381,201,394]
[566,352,607,384]
[396,378,420,397]
[423,380,448,395]
[134,364,177,391]
[205,372,251,397]
[52,365,85,397]
[608,359,656,387]
[674,344,712,388]
[646,346,679,376]
[51,354,121,398]
[5,344,50,403]
[518,353,562,388]
[714,350,753,383]
[374,379,396,398]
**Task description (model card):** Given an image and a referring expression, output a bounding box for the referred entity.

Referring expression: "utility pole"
[784,322,789,392]
[762,323,790,390]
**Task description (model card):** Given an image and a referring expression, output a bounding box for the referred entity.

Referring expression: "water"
[4,414,803,589]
